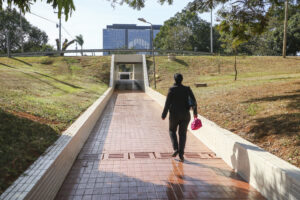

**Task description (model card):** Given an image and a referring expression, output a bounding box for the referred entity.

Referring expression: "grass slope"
[149,56,300,168]
[0,56,110,194]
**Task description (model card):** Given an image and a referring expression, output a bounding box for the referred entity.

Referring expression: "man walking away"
[161,73,197,162]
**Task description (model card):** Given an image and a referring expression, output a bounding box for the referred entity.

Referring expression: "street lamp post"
[210,7,213,54]
[54,11,62,52]
[138,18,156,89]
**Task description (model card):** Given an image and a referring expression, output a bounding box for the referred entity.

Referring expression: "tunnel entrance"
[110,55,148,91]
[115,63,142,90]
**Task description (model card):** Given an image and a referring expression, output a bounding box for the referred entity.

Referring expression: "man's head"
[174,73,183,84]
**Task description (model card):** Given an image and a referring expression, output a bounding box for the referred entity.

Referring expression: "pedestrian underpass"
[54,54,265,200]
[0,54,269,200]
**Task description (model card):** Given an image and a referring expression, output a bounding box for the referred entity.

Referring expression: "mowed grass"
[148,56,300,168]
[0,56,110,194]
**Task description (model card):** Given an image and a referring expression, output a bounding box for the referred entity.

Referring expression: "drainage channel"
[77,152,219,161]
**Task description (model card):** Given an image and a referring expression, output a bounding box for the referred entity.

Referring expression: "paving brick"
[55,91,265,200]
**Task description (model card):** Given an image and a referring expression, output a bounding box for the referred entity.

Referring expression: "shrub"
[40,57,54,65]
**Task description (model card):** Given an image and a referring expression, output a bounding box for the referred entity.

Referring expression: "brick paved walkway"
[55,89,265,200]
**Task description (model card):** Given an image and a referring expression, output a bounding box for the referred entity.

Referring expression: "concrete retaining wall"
[0,87,114,200]
[145,87,300,200]
[133,63,145,91]
[114,54,143,63]
[109,55,118,88]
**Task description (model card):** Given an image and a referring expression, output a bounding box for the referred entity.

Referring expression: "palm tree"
[56,38,76,56]
[75,34,84,56]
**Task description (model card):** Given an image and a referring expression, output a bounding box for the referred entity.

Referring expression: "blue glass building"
[103,24,161,55]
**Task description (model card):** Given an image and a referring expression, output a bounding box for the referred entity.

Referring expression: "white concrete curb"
[0,87,114,200]
[145,87,300,200]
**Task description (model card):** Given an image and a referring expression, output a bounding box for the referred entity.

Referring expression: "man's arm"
[188,87,198,117]
[162,88,172,119]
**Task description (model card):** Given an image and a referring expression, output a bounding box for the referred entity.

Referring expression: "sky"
[19,0,218,51]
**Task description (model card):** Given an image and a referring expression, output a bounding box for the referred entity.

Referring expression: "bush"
[40,57,54,65]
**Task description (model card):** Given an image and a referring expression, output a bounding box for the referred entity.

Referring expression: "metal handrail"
[0,49,212,57]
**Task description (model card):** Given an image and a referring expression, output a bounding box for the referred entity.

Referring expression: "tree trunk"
[282,0,288,58]
[234,54,237,81]
[81,46,83,56]
[6,31,11,57]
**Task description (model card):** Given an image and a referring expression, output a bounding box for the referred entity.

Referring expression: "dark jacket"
[162,83,197,119]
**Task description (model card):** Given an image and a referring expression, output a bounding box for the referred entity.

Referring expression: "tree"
[110,0,298,38]
[107,0,173,10]
[217,6,256,80]
[233,5,300,56]
[56,38,76,56]
[282,0,288,58]
[0,0,75,20]
[154,10,221,52]
[0,8,48,54]
[75,34,84,56]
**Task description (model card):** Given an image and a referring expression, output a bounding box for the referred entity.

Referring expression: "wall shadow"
[0,62,16,69]
[249,113,300,138]
[34,72,83,89]
[10,57,32,66]
[0,109,59,195]
[244,87,300,138]
[174,58,188,66]
[0,61,81,92]
[21,72,68,93]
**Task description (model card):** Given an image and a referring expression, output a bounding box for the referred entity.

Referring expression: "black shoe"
[172,151,178,157]
[179,154,184,162]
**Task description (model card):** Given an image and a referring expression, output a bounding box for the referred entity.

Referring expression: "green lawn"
[0,56,111,194]
[148,56,300,168]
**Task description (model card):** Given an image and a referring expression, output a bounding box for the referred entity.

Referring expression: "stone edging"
[0,87,114,200]
[145,87,300,200]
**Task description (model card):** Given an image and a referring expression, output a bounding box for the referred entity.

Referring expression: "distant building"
[103,24,161,55]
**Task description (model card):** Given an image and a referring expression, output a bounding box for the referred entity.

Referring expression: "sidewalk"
[55,91,265,200]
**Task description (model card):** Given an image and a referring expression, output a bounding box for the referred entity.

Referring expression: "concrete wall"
[0,88,114,200]
[114,54,143,63]
[109,55,119,88]
[142,55,149,88]
[145,87,300,200]
[133,63,144,91]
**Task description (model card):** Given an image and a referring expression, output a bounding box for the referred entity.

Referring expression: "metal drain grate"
[185,152,201,159]
[129,152,155,159]
[109,153,124,159]
[102,152,219,160]
[154,152,173,159]
[103,153,127,160]
[160,153,173,158]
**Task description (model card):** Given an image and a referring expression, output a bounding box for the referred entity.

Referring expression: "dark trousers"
[169,113,191,156]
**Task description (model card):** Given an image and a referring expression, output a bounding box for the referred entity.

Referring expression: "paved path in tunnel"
[55,90,265,200]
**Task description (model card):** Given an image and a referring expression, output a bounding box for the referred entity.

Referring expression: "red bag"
[191,117,202,130]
